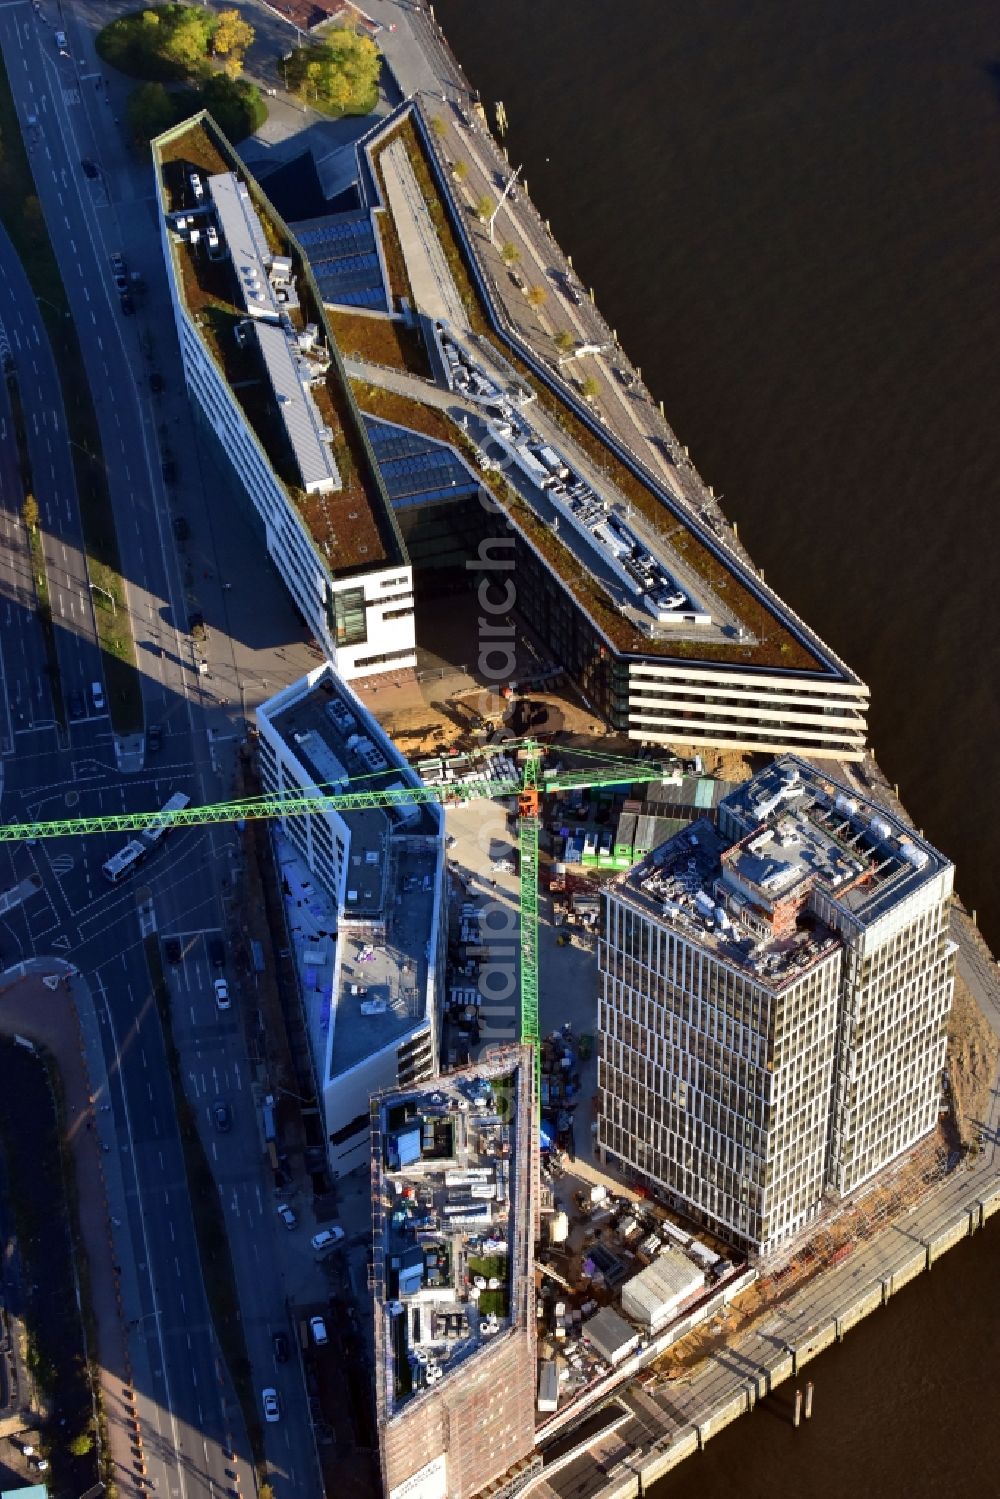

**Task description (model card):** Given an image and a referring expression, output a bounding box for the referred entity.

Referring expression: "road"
[0,6,326,1495]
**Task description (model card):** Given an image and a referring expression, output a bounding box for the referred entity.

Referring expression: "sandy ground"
[945,968,999,1149]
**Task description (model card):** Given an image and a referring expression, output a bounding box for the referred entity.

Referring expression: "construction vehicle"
[0,739,668,1097]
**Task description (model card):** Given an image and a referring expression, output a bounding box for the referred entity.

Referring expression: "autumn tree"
[500,240,520,265]
[580,375,600,401]
[213,8,254,76]
[21,494,39,531]
[475,193,495,222]
[555,329,574,352]
[526,284,547,309]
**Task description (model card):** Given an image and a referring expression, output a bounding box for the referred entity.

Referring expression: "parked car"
[509,269,526,291]
[272,1331,289,1364]
[276,1204,297,1230]
[164,936,182,964]
[67,689,85,720]
[81,158,99,180]
[147,723,163,753]
[214,978,231,1011]
[309,1315,328,1346]
[120,292,135,316]
[212,1099,231,1132]
[262,1388,281,1423]
[54,28,67,50]
[208,936,225,967]
[311,1227,345,1255]
[150,372,164,395]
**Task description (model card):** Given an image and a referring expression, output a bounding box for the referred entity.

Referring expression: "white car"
[262,1387,281,1423]
[311,1226,345,1255]
[214,978,231,1011]
[309,1315,328,1346]
[276,1204,297,1230]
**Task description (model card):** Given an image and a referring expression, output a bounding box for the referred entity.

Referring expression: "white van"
[91,681,105,712]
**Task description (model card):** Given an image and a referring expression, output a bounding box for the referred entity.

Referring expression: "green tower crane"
[0,740,669,1096]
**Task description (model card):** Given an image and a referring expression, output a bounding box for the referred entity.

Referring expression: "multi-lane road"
[0,5,326,1496]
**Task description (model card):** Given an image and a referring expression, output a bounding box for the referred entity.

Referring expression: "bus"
[140,791,191,852]
[101,792,191,884]
[102,840,147,885]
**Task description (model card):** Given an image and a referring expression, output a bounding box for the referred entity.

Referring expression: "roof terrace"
[372,1057,532,1414]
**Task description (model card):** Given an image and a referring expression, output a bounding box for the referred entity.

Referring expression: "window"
[331,587,367,647]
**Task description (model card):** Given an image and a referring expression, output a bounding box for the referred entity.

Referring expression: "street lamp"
[89,582,116,616]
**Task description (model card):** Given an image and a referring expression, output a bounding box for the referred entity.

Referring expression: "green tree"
[580,375,600,401]
[428,115,447,139]
[140,10,161,34]
[200,72,266,142]
[451,159,468,183]
[69,1431,94,1458]
[127,80,177,144]
[475,193,495,222]
[500,240,520,265]
[283,29,380,113]
[162,9,212,73]
[526,283,547,309]
[555,329,575,352]
[21,493,39,531]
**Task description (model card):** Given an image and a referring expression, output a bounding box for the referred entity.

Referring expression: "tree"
[200,72,266,142]
[580,375,600,402]
[283,29,380,114]
[69,1431,94,1458]
[500,240,520,265]
[555,329,575,352]
[475,194,495,222]
[162,10,212,73]
[451,159,468,183]
[127,80,177,144]
[526,283,547,309]
[212,8,254,61]
[428,115,447,139]
[21,494,39,531]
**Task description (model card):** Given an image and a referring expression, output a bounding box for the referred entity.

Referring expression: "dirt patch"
[945,969,998,1149]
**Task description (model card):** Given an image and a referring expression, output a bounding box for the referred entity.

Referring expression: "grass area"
[6,372,65,724]
[0,1040,102,1494]
[0,50,142,732]
[144,937,265,1471]
[377,109,825,672]
[328,308,431,378]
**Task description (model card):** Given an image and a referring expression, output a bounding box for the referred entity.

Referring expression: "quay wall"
[615,1183,1000,1493]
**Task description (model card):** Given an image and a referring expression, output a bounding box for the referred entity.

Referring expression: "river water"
[433,0,1000,1491]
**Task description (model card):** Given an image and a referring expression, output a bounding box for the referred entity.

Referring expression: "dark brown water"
[434,1,1000,1492]
[436,0,1000,950]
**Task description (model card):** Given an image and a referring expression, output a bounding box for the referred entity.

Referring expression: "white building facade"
[599,758,956,1257]
[257,666,446,1174]
[153,118,417,683]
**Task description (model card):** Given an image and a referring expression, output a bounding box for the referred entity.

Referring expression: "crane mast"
[1,740,669,1087]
